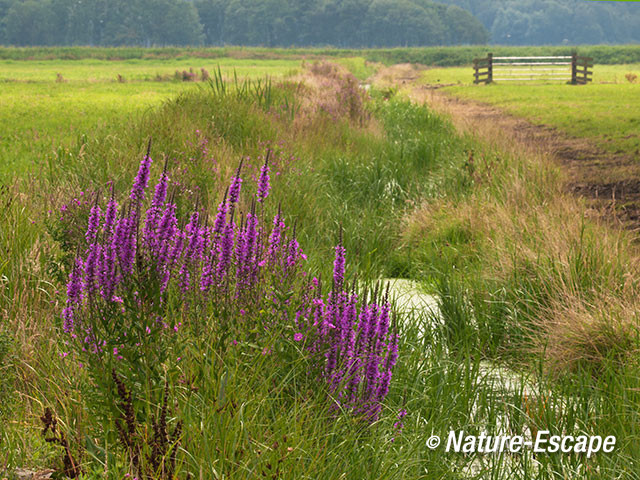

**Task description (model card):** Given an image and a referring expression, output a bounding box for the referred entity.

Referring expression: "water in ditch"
[382,277,567,478]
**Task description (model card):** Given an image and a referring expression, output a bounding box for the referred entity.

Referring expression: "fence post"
[571,51,577,85]
[488,53,493,84]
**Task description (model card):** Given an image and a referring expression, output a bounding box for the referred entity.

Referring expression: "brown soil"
[371,65,640,232]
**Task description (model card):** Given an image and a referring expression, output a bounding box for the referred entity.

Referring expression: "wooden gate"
[473,52,593,85]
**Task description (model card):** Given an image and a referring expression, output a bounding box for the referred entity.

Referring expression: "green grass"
[420,64,640,156]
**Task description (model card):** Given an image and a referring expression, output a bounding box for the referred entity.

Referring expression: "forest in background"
[1,0,640,48]
[0,0,488,47]
[439,0,640,45]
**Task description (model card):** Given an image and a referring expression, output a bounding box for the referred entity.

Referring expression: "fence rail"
[493,56,572,60]
[473,52,593,85]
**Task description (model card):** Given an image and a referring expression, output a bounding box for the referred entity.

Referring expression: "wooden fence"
[473,52,593,85]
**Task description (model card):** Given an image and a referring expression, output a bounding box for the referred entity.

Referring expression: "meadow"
[2,49,640,479]
[0,55,376,180]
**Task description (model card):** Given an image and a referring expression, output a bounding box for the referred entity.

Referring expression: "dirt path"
[370,64,640,231]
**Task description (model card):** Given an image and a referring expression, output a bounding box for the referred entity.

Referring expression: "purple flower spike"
[333,242,346,291]
[155,203,177,268]
[213,188,228,236]
[130,140,153,204]
[267,208,285,261]
[152,170,168,208]
[84,243,100,296]
[86,200,101,244]
[243,210,258,267]
[184,211,201,260]
[103,197,118,241]
[228,160,243,205]
[200,254,216,292]
[98,242,117,301]
[257,153,271,203]
[216,215,235,282]
[66,259,84,303]
[113,211,136,276]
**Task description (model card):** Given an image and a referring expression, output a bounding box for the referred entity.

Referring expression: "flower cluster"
[61,147,302,360]
[300,246,398,421]
[61,146,398,421]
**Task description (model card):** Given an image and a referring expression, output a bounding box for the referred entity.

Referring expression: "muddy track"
[371,64,640,232]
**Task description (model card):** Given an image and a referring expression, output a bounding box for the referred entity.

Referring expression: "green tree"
[438,0,640,45]
[0,0,17,43]
[310,0,371,47]
[491,7,530,45]
[361,0,445,47]
[223,0,298,46]
[441,4,489,44]
[0,0,490,47]
[195,0,226,45]
[3,0,55,45]
[152,0,203,45]
[96,0,202,46]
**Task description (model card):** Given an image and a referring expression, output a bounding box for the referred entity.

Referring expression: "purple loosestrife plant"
[333,242,346,291]
[61,144,399,424]
[143,165,169,249]
[212,188,228,237]
[302,248,399,422]
[85,198,102,244]
[62,152,299,383]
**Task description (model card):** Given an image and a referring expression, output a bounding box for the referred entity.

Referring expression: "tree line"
[438,0,640,45]
[0,0,489,47]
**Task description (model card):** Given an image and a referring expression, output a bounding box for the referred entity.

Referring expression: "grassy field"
[0,82,194,179]
[0,54,377,83]
[0,56,376,181]
[0,58,302,82]
[2,50,640,479]
[420,64,640,157]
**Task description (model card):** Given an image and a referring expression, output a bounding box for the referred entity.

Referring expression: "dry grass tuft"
[292,61,370,127]
[538,294,640,373]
